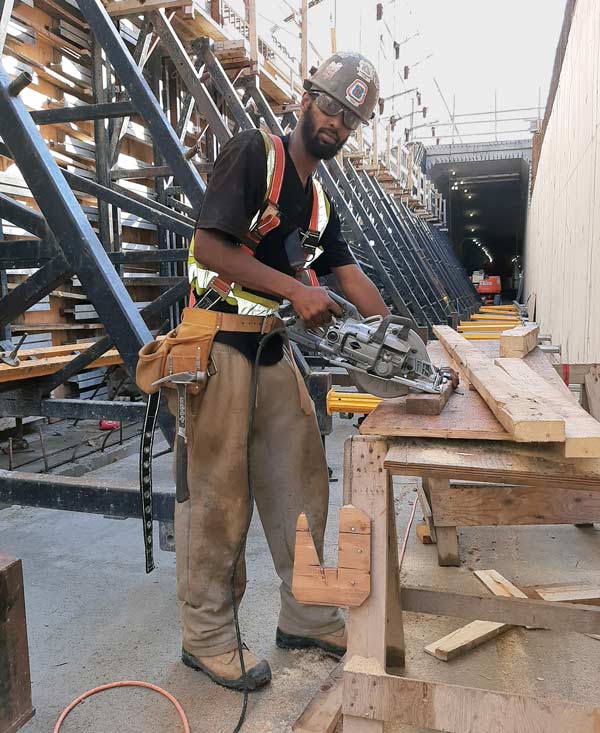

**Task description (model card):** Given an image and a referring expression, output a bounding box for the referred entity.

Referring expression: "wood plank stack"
[433,325,600,457]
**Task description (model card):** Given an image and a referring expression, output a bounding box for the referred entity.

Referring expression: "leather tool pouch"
[136,316,219,396]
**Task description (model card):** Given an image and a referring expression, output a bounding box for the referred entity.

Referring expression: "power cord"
[230,325,288,733]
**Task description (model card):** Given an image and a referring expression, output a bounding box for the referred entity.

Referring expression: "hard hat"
[303,52,380,124]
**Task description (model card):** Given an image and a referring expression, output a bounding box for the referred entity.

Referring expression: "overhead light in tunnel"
[460,180,464,184]
[469,213,474,217]
[468,195,472,199]
[451,170,456,175]
[463,189,468,193]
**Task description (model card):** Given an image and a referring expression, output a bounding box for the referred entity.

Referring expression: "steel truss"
[0,0,477,532]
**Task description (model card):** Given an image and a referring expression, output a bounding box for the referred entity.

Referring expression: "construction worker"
[176,52,388,690]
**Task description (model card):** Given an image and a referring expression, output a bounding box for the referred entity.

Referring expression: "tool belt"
[136,308,281,396]
[136,307,282,573]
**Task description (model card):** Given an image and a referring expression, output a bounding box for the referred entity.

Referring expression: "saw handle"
[370,315,414,345]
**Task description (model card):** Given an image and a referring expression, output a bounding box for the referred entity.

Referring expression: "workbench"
[359,342,600,566]
[338,434,600,732]
[294,343,600,732]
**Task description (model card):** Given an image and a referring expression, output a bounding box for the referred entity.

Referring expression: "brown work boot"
[276,626,346,658]
[181,646,271,691]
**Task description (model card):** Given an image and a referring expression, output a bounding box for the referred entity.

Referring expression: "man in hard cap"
[179,52,389,690]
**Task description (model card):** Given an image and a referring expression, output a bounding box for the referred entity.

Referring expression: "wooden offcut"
[534,583,600,606]
[0,556,35,733]
[424,620,508,661]
[433,326,566,443]
[292,662,343,733]
[292,505,371,607]
[405,379,454,416]
[500,323,540,358]
[495,357,600,457]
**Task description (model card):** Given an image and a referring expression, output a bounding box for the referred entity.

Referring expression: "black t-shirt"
[195,130,356,363]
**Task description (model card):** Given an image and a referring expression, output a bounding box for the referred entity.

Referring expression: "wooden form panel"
[292,505,371,608]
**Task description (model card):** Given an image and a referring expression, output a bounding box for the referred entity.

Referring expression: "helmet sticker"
[356,59,375,83]
[320,60,343,81]
[345,79,368,107]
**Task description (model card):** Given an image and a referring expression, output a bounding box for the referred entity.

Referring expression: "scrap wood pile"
[425,570,600,661]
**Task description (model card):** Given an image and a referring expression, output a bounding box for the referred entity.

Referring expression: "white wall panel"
[526,0,600,363]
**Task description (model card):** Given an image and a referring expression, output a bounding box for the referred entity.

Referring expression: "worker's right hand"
[290,285,344,329]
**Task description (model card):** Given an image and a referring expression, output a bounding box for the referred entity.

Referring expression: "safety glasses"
[310,92,364,131]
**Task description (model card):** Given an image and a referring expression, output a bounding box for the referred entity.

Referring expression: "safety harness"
[188,130,331,314]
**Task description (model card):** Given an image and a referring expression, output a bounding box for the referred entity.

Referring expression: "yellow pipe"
[327,388,381,415]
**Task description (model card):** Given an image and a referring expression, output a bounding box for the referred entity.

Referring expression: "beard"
[299,103,347,160]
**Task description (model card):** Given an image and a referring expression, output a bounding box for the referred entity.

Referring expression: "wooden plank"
[292,662,342,733]
[424,620,509,661]
[495,357,600,457]
[0,348,121,384]
[430,483,600,526]
[435,526,460,566]
[474,569,528,599]
[405,379,453,416]
[385,438,600,491]
[500,323,540,358]
[534,584,600,606]
[343,437,401,733]
[433,326,565,443]
[343,656,600,731]
[415,521,434,544]
[400,585,600,634]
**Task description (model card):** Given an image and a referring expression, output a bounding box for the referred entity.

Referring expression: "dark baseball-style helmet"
[303,52,380,123]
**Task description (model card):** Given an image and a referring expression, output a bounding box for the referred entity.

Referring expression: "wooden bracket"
[292,505,371,607]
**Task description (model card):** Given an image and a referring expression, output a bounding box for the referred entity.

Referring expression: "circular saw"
[281,291,447,398]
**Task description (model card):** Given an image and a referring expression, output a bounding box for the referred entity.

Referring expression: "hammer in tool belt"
[152,353,206,503]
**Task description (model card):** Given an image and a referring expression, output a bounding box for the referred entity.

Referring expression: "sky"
[247,0,568,146]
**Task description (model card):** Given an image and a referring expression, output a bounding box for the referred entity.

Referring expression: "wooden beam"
[0,556,34,733]
[0,348,121,384]
[401,585,600,634]
[496,357,600,457]
[300,0,308,79]
[343,656,600,731]
[433,326,566,443]
[430,483,600,526]
[500,323,539,358]
[385,437,600,490]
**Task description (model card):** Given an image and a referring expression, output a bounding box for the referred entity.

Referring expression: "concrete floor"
[1,416,599,732]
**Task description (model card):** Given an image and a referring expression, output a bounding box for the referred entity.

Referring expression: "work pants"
[169,342,344,657]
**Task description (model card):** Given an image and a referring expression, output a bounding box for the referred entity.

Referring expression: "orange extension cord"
[53,680,191,733]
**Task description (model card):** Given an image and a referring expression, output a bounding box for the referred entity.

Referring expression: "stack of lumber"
[433,326,600,457]
[213,39,252,71]
[458,304,522,340]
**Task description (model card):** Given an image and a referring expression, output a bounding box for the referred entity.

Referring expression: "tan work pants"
[169,341,343,657]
